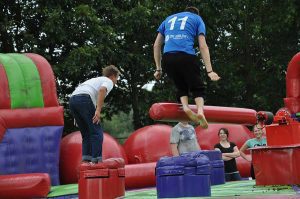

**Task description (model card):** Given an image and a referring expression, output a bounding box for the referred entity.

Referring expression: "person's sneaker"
[184,109,200,123]
[197,114,208,129]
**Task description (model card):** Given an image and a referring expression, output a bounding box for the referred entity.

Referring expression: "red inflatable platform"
[79,158,125,199]
[251,144,300,185]
[0,173,51,199]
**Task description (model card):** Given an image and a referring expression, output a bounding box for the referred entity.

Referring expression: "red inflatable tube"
[125,162,157,189]
[0,173,51,199]
[284,52,300,113]
[149,103,257,125]
[0,64,10,109]
[0,106,64,141]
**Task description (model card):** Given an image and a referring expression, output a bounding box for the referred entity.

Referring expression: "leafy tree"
[1,0,299,137]
[199,0,300,114]
[102,111,134,144]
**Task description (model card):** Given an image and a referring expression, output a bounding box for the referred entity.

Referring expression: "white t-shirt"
[170,123,200,154]
[71,76,114,107]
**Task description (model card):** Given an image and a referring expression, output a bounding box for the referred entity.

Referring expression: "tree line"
[1,0,299,136]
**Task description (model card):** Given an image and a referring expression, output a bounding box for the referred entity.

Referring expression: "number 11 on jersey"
[168,16,189,30]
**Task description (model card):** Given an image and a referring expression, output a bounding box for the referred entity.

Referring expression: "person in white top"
[69,65,120,164]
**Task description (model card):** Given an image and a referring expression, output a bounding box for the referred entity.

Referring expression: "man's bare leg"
[180,96,199,123]
[195,97,208,129]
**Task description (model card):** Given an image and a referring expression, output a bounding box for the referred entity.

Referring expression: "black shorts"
[162,52,205,100]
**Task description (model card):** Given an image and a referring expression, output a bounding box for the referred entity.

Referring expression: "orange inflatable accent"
[149,103,257,125]
[0,173,51,199]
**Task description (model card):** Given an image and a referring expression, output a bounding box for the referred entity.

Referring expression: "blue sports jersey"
[157,11,206,55]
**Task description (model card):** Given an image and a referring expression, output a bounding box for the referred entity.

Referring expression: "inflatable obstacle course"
[0,53,64,198]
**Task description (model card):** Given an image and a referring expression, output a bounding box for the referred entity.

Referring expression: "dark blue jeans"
[69,94,103,163]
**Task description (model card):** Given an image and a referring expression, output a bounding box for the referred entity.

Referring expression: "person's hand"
[92,110,101,124]
[208,71,220,81]
[154,70,162,80]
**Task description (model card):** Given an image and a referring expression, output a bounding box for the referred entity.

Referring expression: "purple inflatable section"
[0,126,63,185]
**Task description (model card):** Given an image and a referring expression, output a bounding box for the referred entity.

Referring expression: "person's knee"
[191,90,205,99]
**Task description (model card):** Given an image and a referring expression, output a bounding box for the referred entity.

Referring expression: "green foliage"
[102,111,134,144]
[0,0,300,139]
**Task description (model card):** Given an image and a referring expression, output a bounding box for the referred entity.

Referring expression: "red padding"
[79,169,125,199]
[284,98,300,114]
[125,162,156,189]
[286,52,300,97]
[0,106,64,141]
[266,123,300,146]
[0,106,64,127]
[251,145,300,185]
[25,53,59,107]
[149,103,257,125]
[0,63,10,109]
[285,52,300,113]
[236,156,251,178]
[103,158,125,169]
[79,158,125,171]
[0,173,51,199]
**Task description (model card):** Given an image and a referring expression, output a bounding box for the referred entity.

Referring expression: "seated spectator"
[170,121,201,156]
[214,128,241,181]
[240,124,267,179]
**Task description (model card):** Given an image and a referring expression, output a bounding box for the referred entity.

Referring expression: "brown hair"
[218,128,229,138]
[102,65,120,77]
[185,6,199,15]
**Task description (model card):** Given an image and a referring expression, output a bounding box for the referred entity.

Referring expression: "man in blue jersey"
[153,6,220,128]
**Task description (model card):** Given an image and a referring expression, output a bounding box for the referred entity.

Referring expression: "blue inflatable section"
[182,150,225,185]
[156,154,211,198]
[0,126,63,185]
